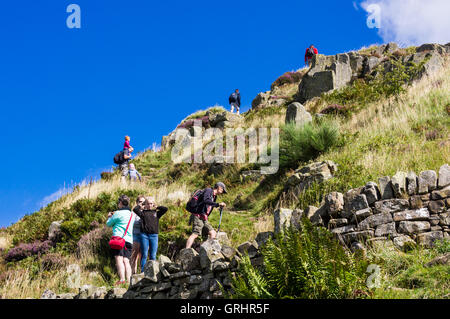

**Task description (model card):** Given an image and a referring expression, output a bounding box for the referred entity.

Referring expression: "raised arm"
[156,206,168,218]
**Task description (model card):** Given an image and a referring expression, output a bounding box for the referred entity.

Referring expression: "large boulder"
[48,220,63,242]
[297,54,353,103]
[285,102,312,126]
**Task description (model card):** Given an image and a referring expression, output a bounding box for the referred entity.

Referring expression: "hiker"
[133,196,168,273]
[185,182,227,249]
[305,44,318,67]
[229,89,241,115]
[119,146,133,181]
[130,195,145,274]
[106,195,135,285]
[124,135,131,150]
[127,163,142,182]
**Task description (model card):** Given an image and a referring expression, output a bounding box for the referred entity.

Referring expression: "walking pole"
[217,207,224,232]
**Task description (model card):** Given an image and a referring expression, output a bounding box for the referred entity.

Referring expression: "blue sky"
[0,0,446,228]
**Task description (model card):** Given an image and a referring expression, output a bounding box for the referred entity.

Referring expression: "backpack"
[229,92,237,103]
[306,47,315,58]
[186,189,204,214]
[113,151,125,165]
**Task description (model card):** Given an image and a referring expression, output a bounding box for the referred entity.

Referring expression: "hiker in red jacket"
[305,45,318,67]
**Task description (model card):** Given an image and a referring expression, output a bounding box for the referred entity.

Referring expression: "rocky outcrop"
[252,92,287,110]
[161,110,243,150]
[277,164,450,250]
[296,42,448,104]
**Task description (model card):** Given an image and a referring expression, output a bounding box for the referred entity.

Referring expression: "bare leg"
[115,256,125,282]
[130,242,141,274]
[123,258,132,283]
[186,233,198,248]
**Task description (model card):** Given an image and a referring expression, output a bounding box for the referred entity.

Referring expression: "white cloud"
[40,186,72,207]
[361,0,450,46]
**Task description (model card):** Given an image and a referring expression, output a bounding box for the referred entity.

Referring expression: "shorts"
[190,214,214,236]
[230,102,239,110]
[111,241,133,259]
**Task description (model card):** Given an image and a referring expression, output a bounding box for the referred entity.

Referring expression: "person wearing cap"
[185,182,227,248]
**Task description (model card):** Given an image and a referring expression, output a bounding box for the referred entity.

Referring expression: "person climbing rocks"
[119,146,133,182]
[127,163,142,182]
[229,89,241,115]
[305,44,318,67]
[185,182,227,249]
[133,196,168,273]
[106,195,135,285]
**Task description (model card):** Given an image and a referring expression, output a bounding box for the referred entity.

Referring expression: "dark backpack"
[229,92,237,103]
[306,47,315,58]
[186,189,204,214]
[113,151,125,165]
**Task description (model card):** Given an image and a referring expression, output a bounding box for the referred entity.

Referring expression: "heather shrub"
[77,226,112,260]
[231,219,371,299]
[177,115,210,129]
[40,252,67,271]
[271,71,304,90]
[323,57,427,113]
[5,240,53,262]
[279,119,340,169]
[320,104,350,117]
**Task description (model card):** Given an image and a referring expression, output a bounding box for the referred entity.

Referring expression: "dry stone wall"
[275,164,450,251]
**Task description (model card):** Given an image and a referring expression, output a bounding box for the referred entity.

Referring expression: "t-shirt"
[106,209,135,244]
[123,149,131,164]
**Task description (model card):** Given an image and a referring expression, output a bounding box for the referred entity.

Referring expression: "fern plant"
[231,219,371,299]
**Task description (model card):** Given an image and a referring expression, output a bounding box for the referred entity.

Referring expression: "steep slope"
[0,42,449,299]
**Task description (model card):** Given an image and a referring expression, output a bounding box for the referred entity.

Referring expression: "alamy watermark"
[66,4,81,29]
[366,3,381,29]
[366,264,381,288]
[170,120,279,175]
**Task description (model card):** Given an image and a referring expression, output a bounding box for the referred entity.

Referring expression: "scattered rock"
[285,102,312,126]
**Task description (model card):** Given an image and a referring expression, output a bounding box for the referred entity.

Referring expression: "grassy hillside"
[0,45,449,299]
